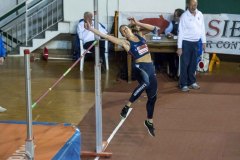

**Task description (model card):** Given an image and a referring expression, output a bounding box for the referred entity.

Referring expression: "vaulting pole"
[94,0,103,154]
[31,42,96,109]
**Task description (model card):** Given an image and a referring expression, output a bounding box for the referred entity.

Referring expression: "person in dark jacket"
[165,9,185,36]
[164,8,184,80]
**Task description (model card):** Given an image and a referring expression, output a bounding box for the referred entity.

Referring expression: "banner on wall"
[204,14,240,55]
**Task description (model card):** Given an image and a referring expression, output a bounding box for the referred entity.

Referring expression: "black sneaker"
[144,120,155,137]
[120,105,130,118]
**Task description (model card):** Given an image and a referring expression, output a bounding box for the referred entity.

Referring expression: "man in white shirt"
[77,12,108,66]
[177,0,206,92]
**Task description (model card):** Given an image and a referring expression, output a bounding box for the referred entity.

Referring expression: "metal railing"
[0,0,63,54]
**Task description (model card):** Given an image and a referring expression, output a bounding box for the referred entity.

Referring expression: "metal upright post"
[24,49,34,160]
[94,0,103,154]
[25,1,29,46]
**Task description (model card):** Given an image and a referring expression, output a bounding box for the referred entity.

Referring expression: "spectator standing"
[177,0,206,92]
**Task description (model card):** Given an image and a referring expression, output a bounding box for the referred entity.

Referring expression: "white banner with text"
[205,14,240,55]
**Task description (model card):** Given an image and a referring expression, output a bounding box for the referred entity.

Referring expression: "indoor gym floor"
[0,51,240,160]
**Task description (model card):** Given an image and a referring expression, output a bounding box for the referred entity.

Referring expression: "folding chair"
[79,39,109,71]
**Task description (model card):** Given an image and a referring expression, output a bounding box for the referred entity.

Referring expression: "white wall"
[63,0,118,33]
[119,0,185,13]
[47,0,186,49]
[63,0,186,33]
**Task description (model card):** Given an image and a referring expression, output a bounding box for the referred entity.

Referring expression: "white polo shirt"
[77,19,107,44]
[177,9,206,48]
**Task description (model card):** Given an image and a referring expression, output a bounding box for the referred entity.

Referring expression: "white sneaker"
[181,86,190,92]
[189,83,200,89]
[0,106,7,112]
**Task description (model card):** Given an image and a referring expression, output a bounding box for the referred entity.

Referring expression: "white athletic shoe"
[189,83,200,89]
[0,106,7,112]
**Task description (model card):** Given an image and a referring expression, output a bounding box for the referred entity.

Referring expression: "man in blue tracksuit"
[0,36,6,65]
[0,35,7,112]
